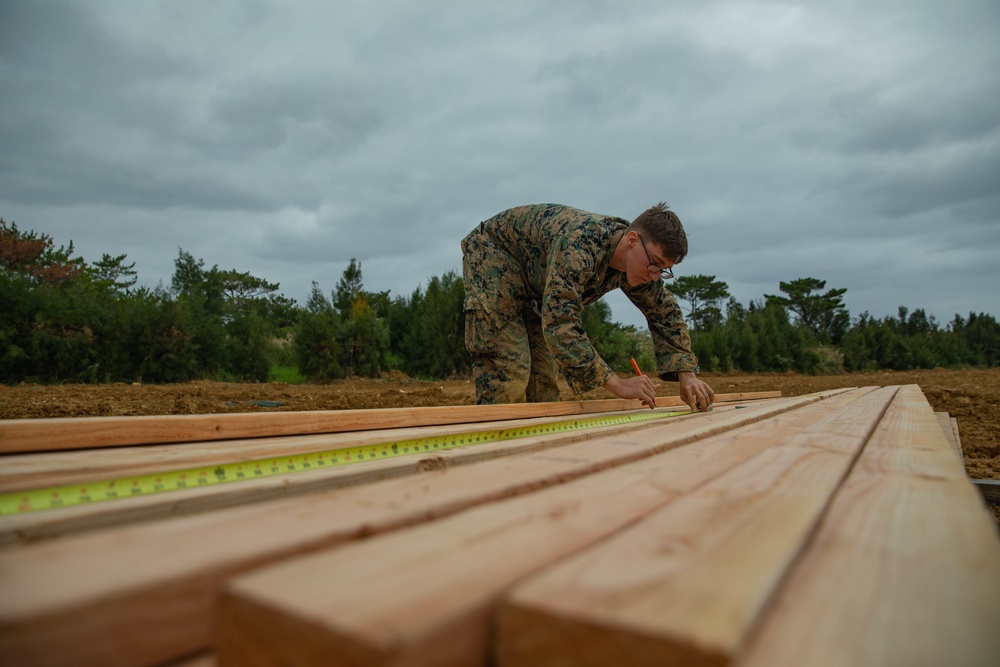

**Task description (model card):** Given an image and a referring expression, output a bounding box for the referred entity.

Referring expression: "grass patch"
[268,365,308,384]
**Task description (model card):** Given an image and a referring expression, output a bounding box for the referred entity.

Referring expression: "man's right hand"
[603,374,659,409]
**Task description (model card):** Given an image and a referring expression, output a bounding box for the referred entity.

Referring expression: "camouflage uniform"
[462,204,700,404]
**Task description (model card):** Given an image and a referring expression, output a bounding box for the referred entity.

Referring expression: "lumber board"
[213,388,879,667]
[935,411,964,461]
[0,391,782,454]
[735,385,1000,667]
[0,408,710,494]
[0,395,820,496]
[0,406,743,545]
[494,386,899,667]
[950,415,963,457]
[0,395,821,667]
[0,398,812,545]
[972,479,1000,505]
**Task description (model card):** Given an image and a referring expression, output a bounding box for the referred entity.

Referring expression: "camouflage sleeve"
[622,280,701,381]
[539,235,615,394]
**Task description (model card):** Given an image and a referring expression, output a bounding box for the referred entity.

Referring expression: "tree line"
[2,219,997,385]
[675,275,999,372]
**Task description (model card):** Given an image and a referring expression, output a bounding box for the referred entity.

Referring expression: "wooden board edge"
[0,392,783,454]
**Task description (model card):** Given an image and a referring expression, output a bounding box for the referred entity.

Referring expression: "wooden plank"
[735,385,1000,667]
[0,408,709,494]
[0,395,797,495]
[0,391,782,454]
[213,388,878,667]
[0,394,820,667]
[951,415,963,457]
[0,398,811,545]
[935,411,963,461]
[494,386,898,667]
[0,406,743,545]
[972,479,1000,505]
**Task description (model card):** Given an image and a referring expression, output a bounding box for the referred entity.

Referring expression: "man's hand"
[678,371,715,412]
[603,374,660,410]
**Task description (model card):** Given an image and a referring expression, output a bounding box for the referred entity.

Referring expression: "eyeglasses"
[637,234,674,279]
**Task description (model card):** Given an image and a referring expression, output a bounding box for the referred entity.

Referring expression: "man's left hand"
[678,371,715,412]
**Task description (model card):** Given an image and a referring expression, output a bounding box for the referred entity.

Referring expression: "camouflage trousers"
[462,226,562,404]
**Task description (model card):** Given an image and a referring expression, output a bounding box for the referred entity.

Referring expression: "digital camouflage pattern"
[462,204,700,403]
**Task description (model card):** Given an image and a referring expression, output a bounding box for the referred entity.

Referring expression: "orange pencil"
[630,357,642,377]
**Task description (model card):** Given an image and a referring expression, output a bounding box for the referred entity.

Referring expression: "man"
[461,202,715,411]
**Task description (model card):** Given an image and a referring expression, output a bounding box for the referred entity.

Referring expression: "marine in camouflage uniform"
[461,203,703,405]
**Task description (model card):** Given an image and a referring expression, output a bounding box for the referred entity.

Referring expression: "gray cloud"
[1,0,997,330]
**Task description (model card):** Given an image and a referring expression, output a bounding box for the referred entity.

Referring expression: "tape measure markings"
[0,410,687,516]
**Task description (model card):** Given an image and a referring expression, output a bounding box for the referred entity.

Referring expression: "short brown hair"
[629,202,688,263]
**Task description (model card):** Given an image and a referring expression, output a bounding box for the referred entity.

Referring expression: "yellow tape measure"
[0,410,687,516]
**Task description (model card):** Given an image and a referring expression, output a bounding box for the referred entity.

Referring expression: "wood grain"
[0,396,813,667]
[935,411,963,461]
[0,392,782,454]
[0,416,615,493]
[0,395,795,495]
[735,385,1000,667]
[214,389,876,667]
[0,405,758,545]
[495,386,898,667]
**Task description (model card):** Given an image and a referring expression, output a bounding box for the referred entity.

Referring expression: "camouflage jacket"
[462,204,700,393]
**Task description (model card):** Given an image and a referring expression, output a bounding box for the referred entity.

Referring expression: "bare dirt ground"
[2,368,997,522]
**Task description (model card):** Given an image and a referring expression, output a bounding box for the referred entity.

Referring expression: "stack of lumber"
[0,386,997,667]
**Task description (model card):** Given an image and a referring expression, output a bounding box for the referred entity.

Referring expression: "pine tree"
[765,277,848,343]
[671,275,730,332]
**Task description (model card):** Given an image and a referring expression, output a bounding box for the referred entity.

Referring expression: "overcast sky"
[2,0,997,330]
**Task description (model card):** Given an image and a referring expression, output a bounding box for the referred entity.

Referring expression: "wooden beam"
[0,395,819,667]
[0,392,782,454]
[971,479,1000,505]
[0,408,708,494]
[213,388,878,667]
[935,411,963,461]
[950,416,964,458]
[0,395,811,495]
[735,385,1000,667]
[494,386,899,667]
[0,407,724,545]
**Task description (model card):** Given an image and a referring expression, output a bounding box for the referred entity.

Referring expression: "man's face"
[628,232,674,286]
